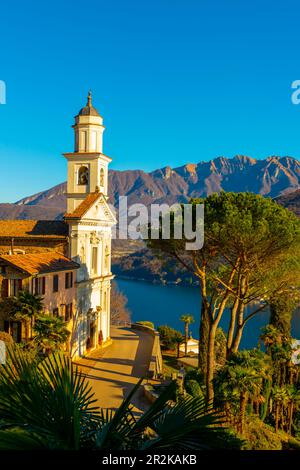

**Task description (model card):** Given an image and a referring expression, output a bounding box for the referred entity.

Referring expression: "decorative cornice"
[63,152,112,163]
[76,273,114,286]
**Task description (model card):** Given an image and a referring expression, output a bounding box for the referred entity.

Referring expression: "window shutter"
[42,277,46,295]
[35,278,38,295]
[18,279,22,291]
[70,272,73,287]
[1,279,8,298]
[4,320,9,333]
[53,274,58,293]
[65,273,68,289]
[17,322,22,343]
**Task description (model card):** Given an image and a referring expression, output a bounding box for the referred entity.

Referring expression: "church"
[0,93,116,358]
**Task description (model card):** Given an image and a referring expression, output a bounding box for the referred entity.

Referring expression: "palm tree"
[214,350,269,435]
[180,314,195,356]
[283,386,300,434]
[0,291,43,342]
[272,386,289,433]
[260,325,283,350]
[0,347,242,450]
[33,316,70,355]
[174,332,184,358]
[16,291,44,340]
[233,366,261,435]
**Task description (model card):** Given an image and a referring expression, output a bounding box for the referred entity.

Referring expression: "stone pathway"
[75,326,154,413]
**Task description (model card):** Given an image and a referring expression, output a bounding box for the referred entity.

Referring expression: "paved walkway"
[76,327,154,413]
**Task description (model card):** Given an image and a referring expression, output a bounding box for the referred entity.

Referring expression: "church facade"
[63,92,116,356]
[0,93,116,358]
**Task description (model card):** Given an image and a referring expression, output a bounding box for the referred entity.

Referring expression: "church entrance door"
[90,320,97,348]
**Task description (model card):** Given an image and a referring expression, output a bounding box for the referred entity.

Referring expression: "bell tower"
[63,92,111,213]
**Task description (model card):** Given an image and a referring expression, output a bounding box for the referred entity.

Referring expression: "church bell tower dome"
[63,91,112,213]
[73,91,105,154]
[77,91,102,118]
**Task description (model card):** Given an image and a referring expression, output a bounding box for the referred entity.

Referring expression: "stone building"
[0,93,116,357]
[0,251,79,346]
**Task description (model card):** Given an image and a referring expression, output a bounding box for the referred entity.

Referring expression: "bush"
[185,379,204,398]
[0,331,14,345]
[136,321,155,329]
[184,368,204,386]
[243,418,283,450]
[158,325,182,350]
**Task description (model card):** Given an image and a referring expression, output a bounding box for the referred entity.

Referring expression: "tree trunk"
[239,392,248,435]
[281,405,285,431]
[25,320,29,342]
[231,304,245,353]
[206,322,217,404]
[288,403,293,435]
[30,317,34,340]
[184,323,188,356]
[227,297,240,357]
[198,300,210,373]
[275,403,279,433]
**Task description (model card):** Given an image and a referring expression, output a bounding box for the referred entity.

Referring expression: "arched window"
[100,168,105,187]
[78,166,89,185]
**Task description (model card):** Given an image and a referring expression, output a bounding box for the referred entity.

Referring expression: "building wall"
[41,270,76,316]
[0,267,77,353]
[67,220,113,356]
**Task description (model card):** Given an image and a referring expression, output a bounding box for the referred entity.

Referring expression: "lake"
[116,278,300,350]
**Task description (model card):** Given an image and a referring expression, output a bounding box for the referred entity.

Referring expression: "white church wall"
[64,94,116,357]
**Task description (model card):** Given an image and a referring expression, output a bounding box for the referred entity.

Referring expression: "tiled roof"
[0,220,68,239]
[64,192,102,219]
[0,252,79,275]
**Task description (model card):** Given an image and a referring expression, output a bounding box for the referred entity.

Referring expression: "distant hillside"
[0,155,300,221]
[276,189,300,216]
[1,154,299,285]
[0,203,64,221]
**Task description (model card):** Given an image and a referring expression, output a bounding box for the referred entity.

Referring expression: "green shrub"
[185,379,204,398]
[244,418,282,450]
[184,368,204,385]
[136,321,155,329]
[157,325,182,350]
[287,437,300,450]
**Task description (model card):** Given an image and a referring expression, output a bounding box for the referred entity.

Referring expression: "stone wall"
[131,322,163,379]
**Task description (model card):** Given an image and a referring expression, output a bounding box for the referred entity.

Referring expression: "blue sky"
[1,0,300,201]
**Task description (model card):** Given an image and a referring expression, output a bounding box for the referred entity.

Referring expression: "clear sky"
[1,0,300,202]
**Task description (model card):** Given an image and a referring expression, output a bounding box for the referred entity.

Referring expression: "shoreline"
[114,274,199,288]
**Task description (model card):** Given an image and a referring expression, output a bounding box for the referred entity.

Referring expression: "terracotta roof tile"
[0,252,79,275]
[0,220,68,239]
[64,192,102,219]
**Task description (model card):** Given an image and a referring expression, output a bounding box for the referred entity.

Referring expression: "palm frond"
[0,348,100,449]
[94,379,142,449]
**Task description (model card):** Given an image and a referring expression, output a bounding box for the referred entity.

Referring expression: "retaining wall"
[131,323,163,379]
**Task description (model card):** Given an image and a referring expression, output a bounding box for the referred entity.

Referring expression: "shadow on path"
[76,327,154,413]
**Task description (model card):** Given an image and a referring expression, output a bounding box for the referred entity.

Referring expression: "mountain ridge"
[1,155,300,220]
